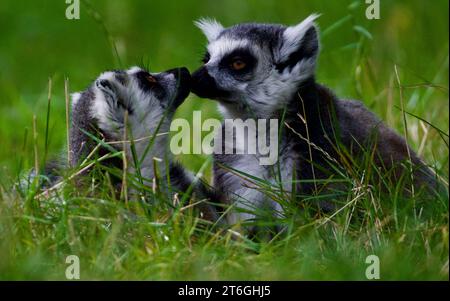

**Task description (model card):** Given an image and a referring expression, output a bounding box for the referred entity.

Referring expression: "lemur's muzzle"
[166,67,191,107]
[191,66,230,100]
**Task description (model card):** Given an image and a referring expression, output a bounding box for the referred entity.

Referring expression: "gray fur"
[191,16,443,232]
[68,67,218,222]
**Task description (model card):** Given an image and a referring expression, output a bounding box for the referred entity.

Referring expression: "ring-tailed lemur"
[67,66,218,221]
[190,15,443,231]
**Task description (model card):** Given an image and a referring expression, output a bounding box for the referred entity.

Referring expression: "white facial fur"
[207,38,250,64]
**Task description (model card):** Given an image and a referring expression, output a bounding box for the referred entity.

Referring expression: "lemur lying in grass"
[190,15,444,231]
[49,67,218,221]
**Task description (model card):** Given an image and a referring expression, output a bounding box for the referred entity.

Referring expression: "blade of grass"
[43,77,52,165]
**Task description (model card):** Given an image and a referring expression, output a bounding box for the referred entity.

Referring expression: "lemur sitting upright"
[190,15,443,230]
[68,66,218,221]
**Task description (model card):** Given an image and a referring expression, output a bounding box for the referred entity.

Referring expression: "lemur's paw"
[95,72,120,100]
[94,71,132,112]
[96,79,114,92]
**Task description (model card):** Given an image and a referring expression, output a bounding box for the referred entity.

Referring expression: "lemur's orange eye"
[231,59,246,71]
[146,75,157,84]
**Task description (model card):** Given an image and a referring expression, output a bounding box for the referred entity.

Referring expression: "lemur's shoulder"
[334,98,381,139]
[69,87,97,167]
[334,97,412,159]
[312,84,395,141]
[335,98,404,150]
[333,97,442,193]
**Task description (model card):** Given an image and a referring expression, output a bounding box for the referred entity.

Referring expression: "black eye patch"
[135,71,166,100]
[219,49,256,75]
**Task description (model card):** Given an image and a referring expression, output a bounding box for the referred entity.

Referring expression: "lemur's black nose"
[166,67,191,81]
[191,66,230,99]
[168,67,191,108]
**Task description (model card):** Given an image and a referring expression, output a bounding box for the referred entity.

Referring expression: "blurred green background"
[0,0,448,281]
[0,0,448,179]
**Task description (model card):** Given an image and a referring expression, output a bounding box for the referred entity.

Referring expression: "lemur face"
[191,15,320,117]
[69,66,191,170]
[73,66,190,142]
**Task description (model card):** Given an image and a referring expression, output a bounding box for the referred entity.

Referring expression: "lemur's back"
[335,97,441,194]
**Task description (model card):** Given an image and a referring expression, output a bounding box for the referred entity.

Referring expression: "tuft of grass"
[1,89,448,279]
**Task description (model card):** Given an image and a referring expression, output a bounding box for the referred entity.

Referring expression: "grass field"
[0,0,448,280]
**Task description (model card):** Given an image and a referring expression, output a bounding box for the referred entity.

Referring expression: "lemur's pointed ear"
[195,18,224,42]
[276,14,320,70]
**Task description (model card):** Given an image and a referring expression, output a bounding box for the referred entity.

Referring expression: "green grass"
[0,0,448,280]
